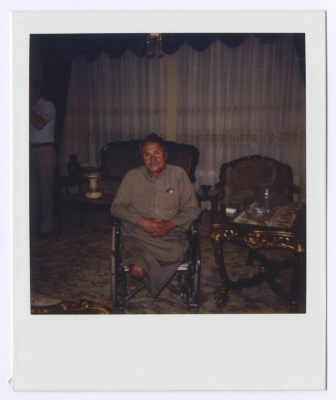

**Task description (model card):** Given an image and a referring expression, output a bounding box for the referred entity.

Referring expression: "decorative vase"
[255,183,279,209]
[85,173,102,199]
[67,154,82,178]
[245,206,273,222]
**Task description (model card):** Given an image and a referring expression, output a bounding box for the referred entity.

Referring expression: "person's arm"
[143,168,200,237]
[29,101,56,131]
[111,171,165,235]
[169,169,201,231]
[151,170,200,237]
[137,216,174,237]
[150,219,176,238]
[29,109,48,130]
[110,171,142,225]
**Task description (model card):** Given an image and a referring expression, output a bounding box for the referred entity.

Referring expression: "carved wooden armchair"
[214,155,300,209]
[98,138,200,195]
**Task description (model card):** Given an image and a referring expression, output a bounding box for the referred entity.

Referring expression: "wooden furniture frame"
[59,139,200,231]
[211,204,306,313]
[100,139,199,183]
[214,155,300,209]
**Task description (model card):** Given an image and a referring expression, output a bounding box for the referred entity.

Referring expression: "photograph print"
[29,32,306,315]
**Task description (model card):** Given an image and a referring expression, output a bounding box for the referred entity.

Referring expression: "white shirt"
[29,97,56,143]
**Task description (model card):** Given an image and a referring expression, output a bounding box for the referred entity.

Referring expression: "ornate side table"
[211,203,306,312]
[61,192,115,229]
[59,167,113,231]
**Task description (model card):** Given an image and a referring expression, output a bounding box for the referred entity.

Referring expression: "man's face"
[141,142,167,179]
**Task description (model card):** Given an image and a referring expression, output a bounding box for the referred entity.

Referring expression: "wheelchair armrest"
[110,216,121,228]
[188,220,198,235]
[187,220,200,250]
[110,217,121,258]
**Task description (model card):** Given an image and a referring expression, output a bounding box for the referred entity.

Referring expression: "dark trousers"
[29,146,58,234]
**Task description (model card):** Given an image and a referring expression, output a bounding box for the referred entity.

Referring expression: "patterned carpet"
[30,207,306,314]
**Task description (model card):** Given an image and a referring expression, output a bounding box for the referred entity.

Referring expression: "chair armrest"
[213,182,227,209]
[213,182,222,191]
[214,182,224,198]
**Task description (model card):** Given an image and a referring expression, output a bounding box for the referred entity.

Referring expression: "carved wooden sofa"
[214,155,300,209]
[59,139,200,229]
[83,139,200,196]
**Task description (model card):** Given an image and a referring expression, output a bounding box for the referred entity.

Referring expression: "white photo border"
[12,10,326,391]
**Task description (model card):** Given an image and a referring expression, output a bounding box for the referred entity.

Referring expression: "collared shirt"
[111,164,201,233]
[29,97,56,143]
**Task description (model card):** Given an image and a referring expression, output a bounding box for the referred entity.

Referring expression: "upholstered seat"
[214,155,300,209]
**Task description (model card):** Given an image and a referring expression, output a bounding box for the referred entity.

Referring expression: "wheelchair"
[110,217,201,313]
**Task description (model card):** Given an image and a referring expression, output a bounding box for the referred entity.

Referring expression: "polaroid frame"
[12,10,326,391]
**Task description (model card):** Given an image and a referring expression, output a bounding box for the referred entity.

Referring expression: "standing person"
[29,79,58,238]
[111,133,201,298]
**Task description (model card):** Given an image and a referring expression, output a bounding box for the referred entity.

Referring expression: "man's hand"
[136,217,164,236]
[136,217,175,238]
[152,219,176,238]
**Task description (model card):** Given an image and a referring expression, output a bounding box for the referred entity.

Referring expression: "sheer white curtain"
[61,50,167,173]
[61,36,306,201]
[176,35,306,201]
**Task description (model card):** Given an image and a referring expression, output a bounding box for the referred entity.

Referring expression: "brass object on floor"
[31,299,113,314]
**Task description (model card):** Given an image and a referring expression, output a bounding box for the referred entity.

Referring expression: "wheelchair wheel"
[188,241,201,309]
[111,224,117,307]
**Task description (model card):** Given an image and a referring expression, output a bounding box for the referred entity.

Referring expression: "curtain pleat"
[176,35,306,201]
[61,50,167,171]
[61,35,305,201]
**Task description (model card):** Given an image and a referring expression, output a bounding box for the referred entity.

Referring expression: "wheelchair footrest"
[124,282,146,302]
[177,262,189,271]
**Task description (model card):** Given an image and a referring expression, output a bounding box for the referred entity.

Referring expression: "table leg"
[289,250,306,313]
[211,231,232,306]
[80,203,86,228]
[211,197,218,224]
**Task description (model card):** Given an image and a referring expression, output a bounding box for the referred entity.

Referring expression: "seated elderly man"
[111,134,201,298]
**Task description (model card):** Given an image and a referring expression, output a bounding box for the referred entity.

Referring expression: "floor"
[30,207,306,314]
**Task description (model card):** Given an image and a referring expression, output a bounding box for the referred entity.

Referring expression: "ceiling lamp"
[147,33,163,58]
